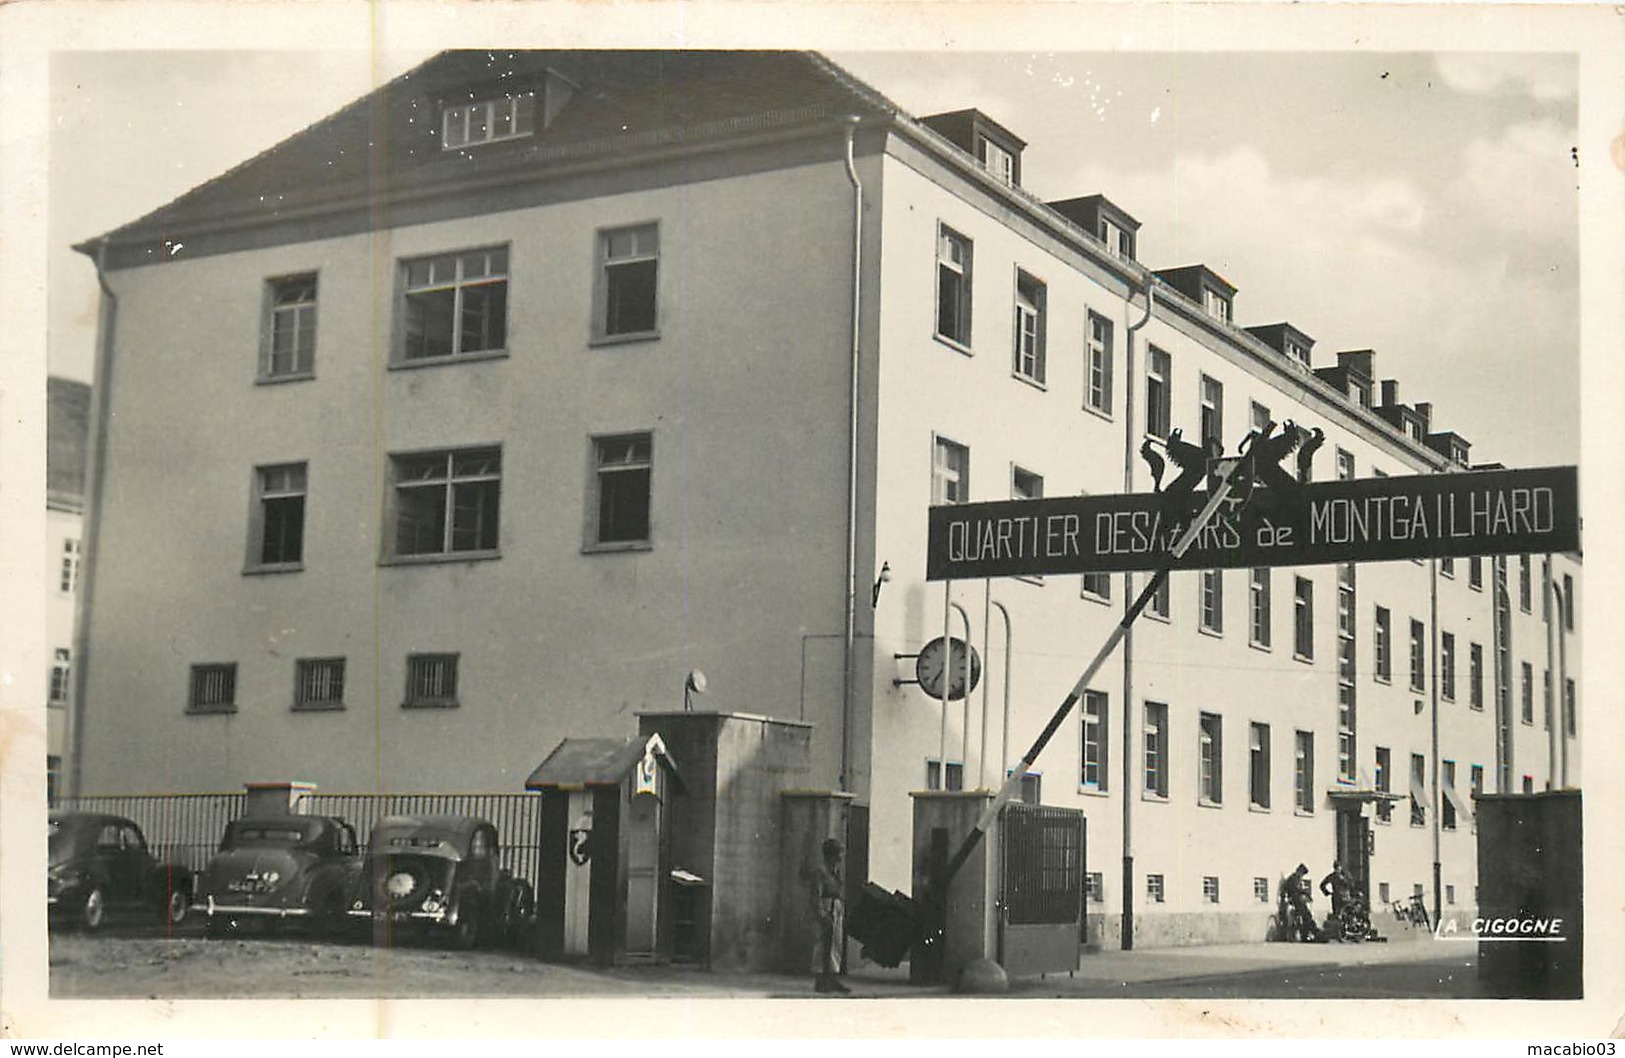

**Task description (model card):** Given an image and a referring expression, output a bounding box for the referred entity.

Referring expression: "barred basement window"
[404,653,459,709]
[294,657,346,711]
[400,248,508,362]
[1146,874,1165,903]
[1086,872,1104,903]
[1446,884,1456,905]
[1202,876,1220,904]
[1254,877,1270,903]
[188,663,237,714]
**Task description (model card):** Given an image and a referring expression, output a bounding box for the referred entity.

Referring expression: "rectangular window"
[1146,874,1165,903]
[1441,556,1455,578]
[442,92,536,149]
[1446,884,1456,905]
[1254,877,1270,903]
[1147,573,1170,620]
[59,538,81,593]
[404,653,459,709]
[1084,310,1112,412]
[1199,375,1224,448]
[401,247,508,361]
[1080,690,1108,792]
[390,447,501,558]
[1198,712,1222,805]
[1409,619,1426,691]
[1086,872,1104,903]
[1565,678,1576,736]
[1410,753,1427,827]
[1542,557,1551,622]
[264,274,318,379]
[1249,722,1270,809]
[1081,569,1111,601]
[1518,554,1532,612]
[1143,701,1169,798]
[1378,881,1391,904]
[926,759,965,792]
[1011,466,1043,504]
[931,436,970,506]
[1013,271,1047,385]
[1202,287,1229,322]
[1543,669,1552,729]
[1294,731,1314,813]
[1248,568,1271,648]
[1469,642,1484,710]
[252,462,307,568]
[1520,662,1534,725]
[935,225,973,347]
[1293,577,1314,659]
[1470,763,1484,800]
[48,648,71,704]
[1522,775,1534,795]
[1441,633,1456,701]
[1469,557,1483,591]
[1375,746,1392,824]
[188,663,238,714]
[1250,400,1272,434]
[1441,760,1459,831]
[1145,347,1172,439]
[1202,876,1220,904]
[979,137,1015,185]
[598,223,659,338]
[1562,573,1574,630]
[294,657,346,711]
[590,434,653,548]
[1373,607,1392,681]
[1200,569,1224,634]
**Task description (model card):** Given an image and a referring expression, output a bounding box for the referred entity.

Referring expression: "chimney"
[1380,380,1400,407]
[1415,402,1432,434]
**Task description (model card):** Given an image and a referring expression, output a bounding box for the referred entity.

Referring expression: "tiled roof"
[47,376,91,501]
[84,50,895,252]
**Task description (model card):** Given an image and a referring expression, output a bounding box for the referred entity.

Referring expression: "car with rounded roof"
[347,814,533,949]
[47,811,193,932]
[198,814,361,937]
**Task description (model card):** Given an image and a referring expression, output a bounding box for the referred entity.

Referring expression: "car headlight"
[260,871,281,889]
[420,889,445,914]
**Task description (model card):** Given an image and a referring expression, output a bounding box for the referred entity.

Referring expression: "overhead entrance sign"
[926,465,1578,580]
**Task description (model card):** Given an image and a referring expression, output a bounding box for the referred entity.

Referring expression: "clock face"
[915,636,982,701]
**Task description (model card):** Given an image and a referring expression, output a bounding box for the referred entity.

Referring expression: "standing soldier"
[810,838,850,994]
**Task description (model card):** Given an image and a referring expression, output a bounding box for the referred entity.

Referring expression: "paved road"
[1042,956,1482,999]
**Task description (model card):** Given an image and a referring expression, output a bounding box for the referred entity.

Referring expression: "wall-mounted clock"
[915,635,982,701]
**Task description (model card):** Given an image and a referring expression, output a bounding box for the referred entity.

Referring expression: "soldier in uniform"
[810,838,850,994]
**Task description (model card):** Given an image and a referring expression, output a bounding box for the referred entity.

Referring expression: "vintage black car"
[47,811,193,932]
[198,814,361,937]
[347,814,533,949]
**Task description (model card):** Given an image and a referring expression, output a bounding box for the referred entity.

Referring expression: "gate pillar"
[910,790,996,982]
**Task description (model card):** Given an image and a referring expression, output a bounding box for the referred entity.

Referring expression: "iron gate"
[999,802,1085,976]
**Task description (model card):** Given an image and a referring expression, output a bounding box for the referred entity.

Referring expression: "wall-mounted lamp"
[684,669,708,712]
[872,561,892,607]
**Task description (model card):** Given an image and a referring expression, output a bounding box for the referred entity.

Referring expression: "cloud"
[1449,119,1577,249]
[1433,54,1575,102]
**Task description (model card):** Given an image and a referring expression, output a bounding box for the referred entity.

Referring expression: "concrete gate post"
[910,790,997,983]
[778,789,854,974]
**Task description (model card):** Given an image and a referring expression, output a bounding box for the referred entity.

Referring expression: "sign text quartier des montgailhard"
[926,466,1579,580]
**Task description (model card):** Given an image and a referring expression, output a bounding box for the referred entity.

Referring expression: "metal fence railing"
[54,792,544,888]
[56,793,246,874]
[294,792,543,888]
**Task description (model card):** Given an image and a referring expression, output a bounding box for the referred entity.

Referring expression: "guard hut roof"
[525,736,685,793]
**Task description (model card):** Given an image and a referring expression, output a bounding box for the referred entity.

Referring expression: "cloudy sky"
[50,46,1579,467]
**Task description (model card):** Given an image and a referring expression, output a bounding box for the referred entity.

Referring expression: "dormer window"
[442,92,537,150]
[1284,340,1309,367]
[1407,419,1425,443]
[1099,217,1135,260]
[979,137,1015,186]
[1202,287,1230,323]
[1351,380,1372,409]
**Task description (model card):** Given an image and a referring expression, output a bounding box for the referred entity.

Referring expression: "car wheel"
[165,888,189,927]
[81,887,106,932]
[450,895,481,951]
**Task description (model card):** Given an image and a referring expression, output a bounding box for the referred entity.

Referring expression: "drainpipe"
[1120,279,1154,951]
[66,239,119,800]
[980,580,992,788]
[839,114,863,794]
[1557,583,1570,787]
[1429,559,1441,929]
[1544,558,1558,789]
[991,599,1012,790]
[951,601,973,776]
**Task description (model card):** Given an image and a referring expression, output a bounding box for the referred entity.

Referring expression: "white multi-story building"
[72,50,1580,947]
[47,375,89,804]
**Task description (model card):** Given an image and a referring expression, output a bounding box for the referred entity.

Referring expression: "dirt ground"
[47,921,808,1000]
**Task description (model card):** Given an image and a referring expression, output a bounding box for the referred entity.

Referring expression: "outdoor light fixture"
[683,669,708,712]
[872,561,892,607]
